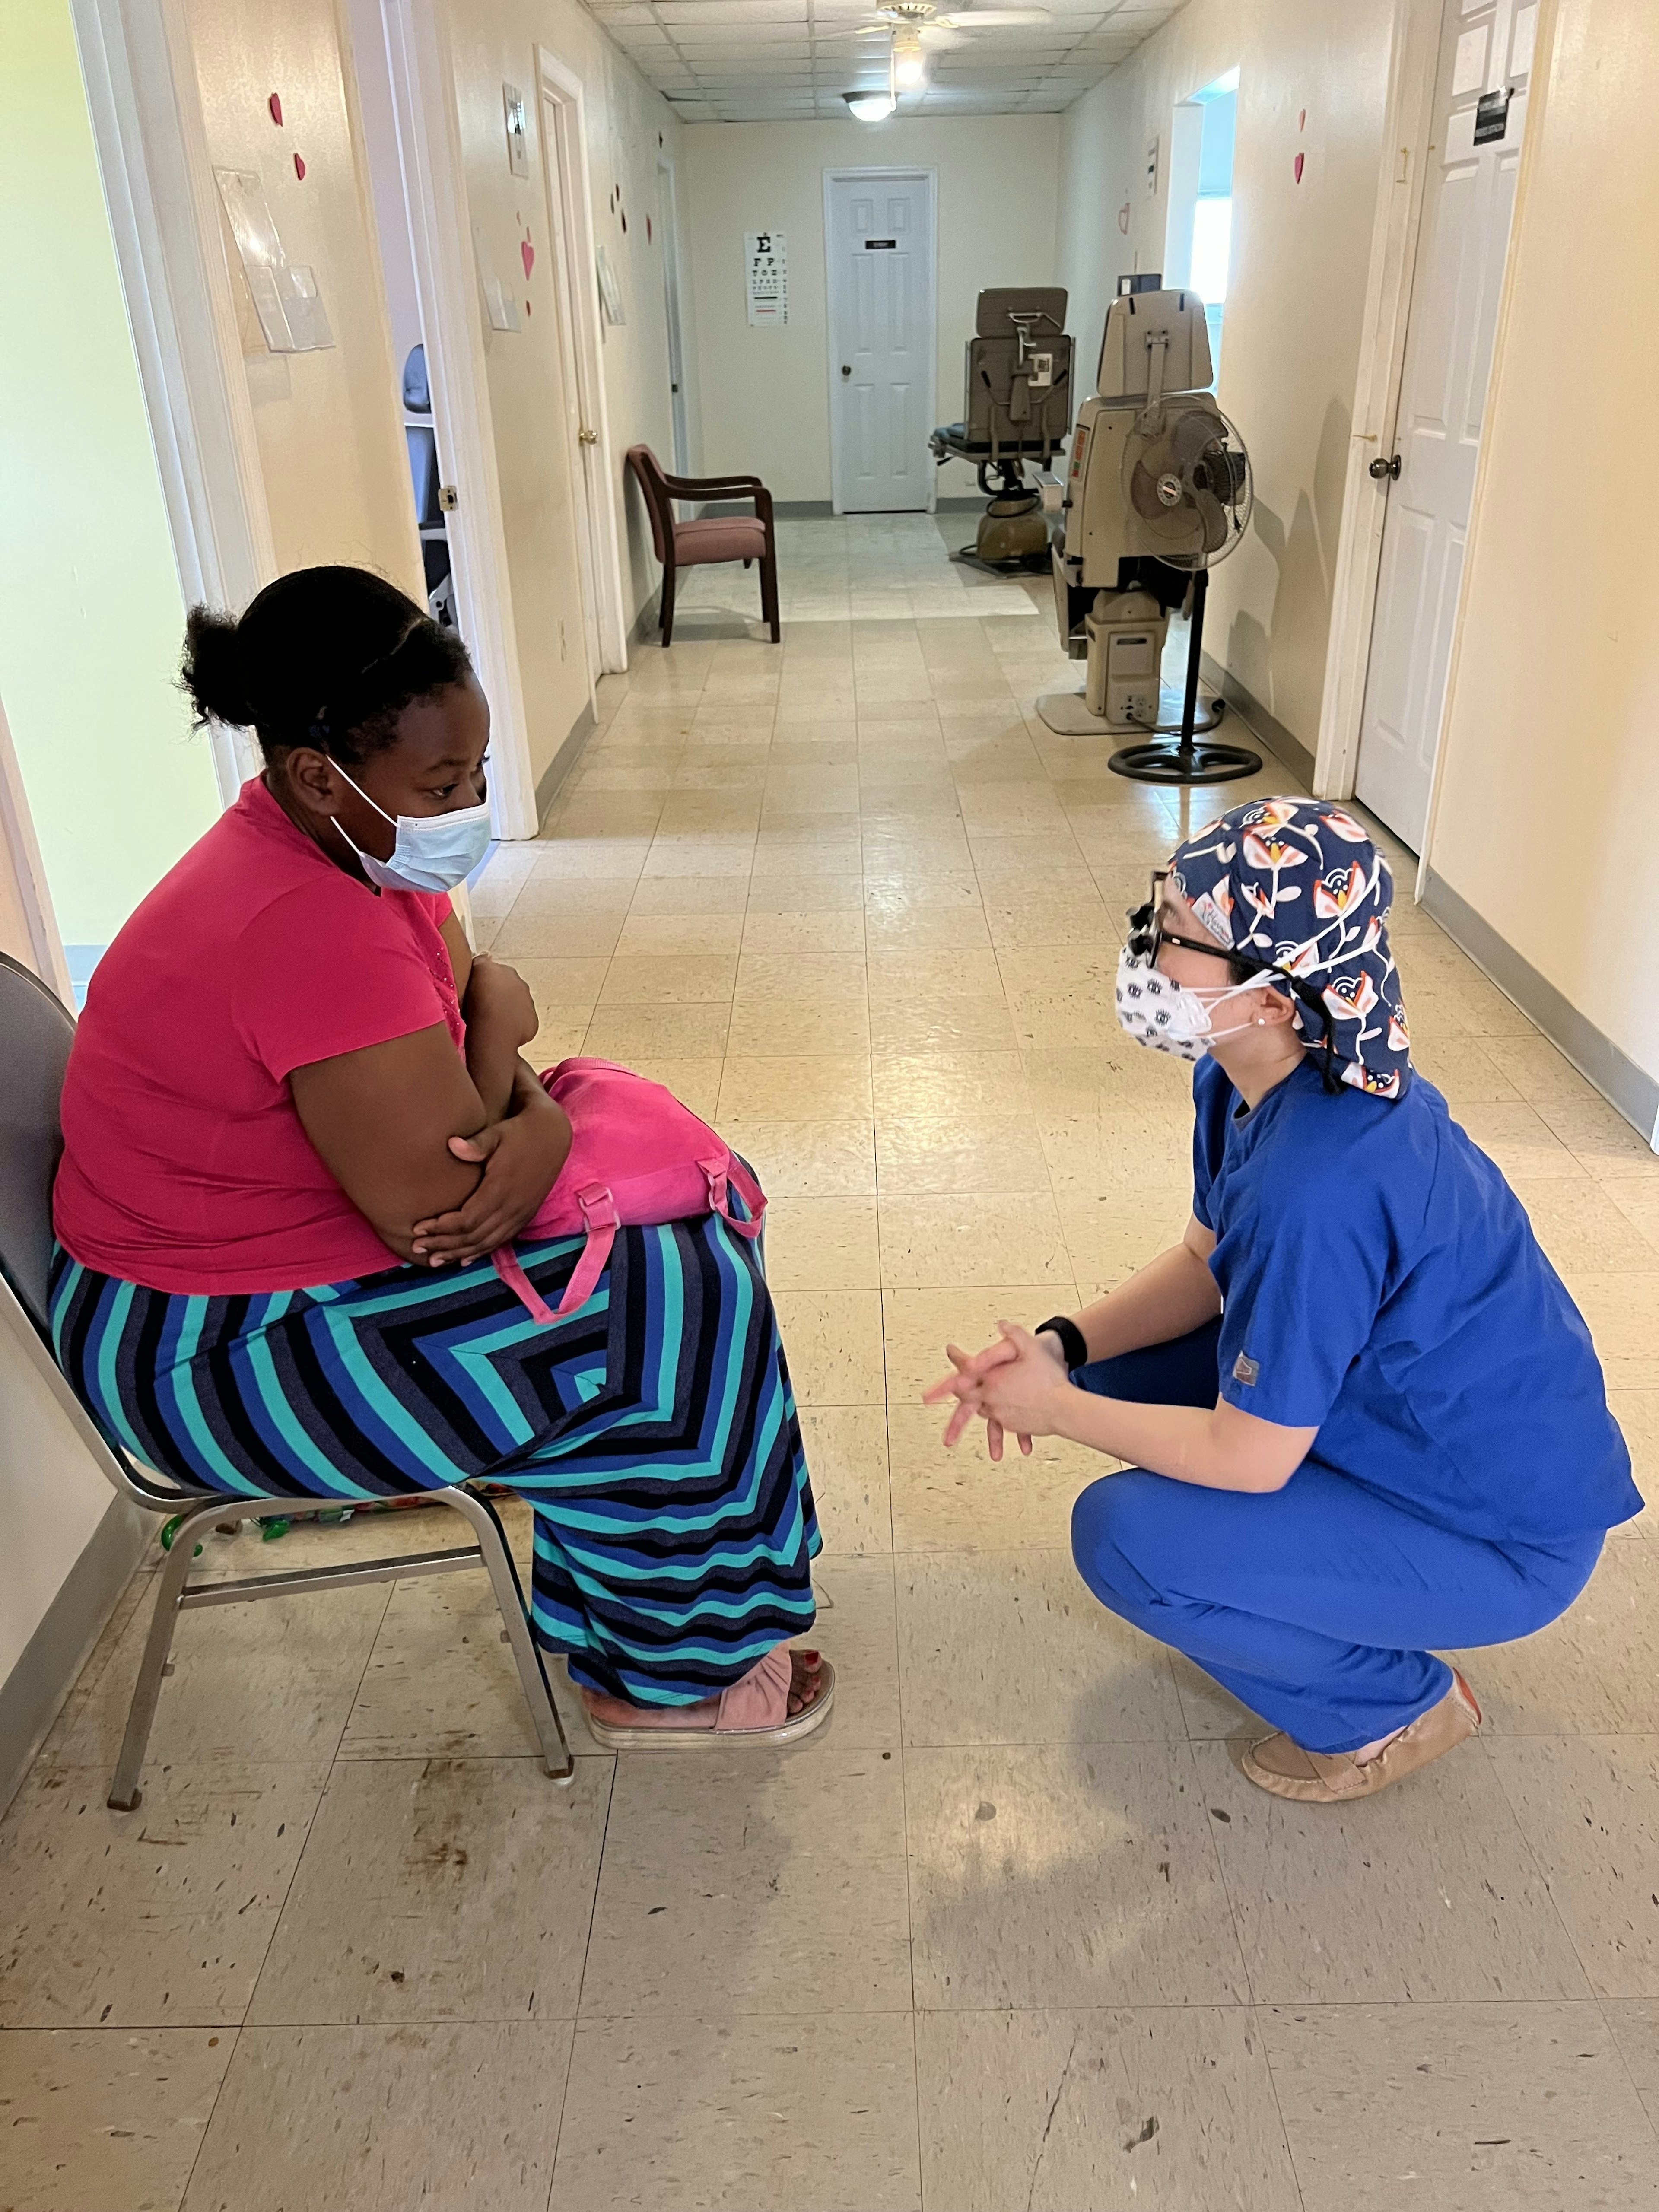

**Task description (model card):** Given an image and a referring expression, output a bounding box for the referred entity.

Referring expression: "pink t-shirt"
[54,777,465,1294]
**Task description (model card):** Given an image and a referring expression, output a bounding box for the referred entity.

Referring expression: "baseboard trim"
[534,702,596,830]
[0,1495,149,1817]
[1420,869,1659,1147]
[1198,654,1316,788]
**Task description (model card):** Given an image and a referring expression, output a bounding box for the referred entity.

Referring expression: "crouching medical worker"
[927,799,1641,1802]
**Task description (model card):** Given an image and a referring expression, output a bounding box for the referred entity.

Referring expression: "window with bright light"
[1190,195,1233,305]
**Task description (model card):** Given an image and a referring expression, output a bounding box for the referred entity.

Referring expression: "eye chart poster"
[745,232,788,327]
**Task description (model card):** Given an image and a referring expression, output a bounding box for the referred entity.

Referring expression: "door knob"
[1369,453,1402,480]
[841,364,852,377]
[578,427,598,446]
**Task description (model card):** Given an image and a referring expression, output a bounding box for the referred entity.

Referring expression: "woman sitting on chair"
[928,799,1639,1802]
[51,565,830,1749]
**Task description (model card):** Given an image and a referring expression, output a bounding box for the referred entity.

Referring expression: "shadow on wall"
[1222,394,1351,723]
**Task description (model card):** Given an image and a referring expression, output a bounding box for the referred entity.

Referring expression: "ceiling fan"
[830,0,1053,111]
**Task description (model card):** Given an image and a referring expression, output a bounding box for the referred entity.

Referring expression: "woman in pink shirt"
[51,566,829,1747]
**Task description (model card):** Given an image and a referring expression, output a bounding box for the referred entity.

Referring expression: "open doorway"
[1164,68,1237,385]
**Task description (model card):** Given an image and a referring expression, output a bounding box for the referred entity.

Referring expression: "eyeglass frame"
[1125,869,1277,974]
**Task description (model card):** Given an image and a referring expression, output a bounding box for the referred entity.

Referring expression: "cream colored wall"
[1057,0,1393,758]
[184,0,423,594]
[446,0,690,763]
[1427,0,1659,1098]
[0,1,221,954]
[683,117,1062,505]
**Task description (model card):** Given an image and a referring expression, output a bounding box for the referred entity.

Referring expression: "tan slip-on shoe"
[1241,1671,1481,1803]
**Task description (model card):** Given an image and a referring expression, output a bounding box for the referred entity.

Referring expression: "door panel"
[1356,0,1532,849]
[827,172,935,513]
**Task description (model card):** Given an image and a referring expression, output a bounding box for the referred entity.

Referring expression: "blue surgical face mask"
[330,763,491,894]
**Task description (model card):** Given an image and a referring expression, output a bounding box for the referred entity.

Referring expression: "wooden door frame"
[822,165,938,517]
[0,689,73,1002]
[536,47,629,677]
[656,156,692,477]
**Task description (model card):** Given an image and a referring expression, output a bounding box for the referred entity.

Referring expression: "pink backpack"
[491,1058,766,1323]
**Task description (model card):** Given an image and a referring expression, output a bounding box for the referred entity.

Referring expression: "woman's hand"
[411,1070,571,1265]
[922,1325,1071,1460]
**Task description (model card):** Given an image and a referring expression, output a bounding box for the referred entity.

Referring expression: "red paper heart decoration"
[521,238,535,279]
[294,153,306,181]
[1294,152,1305,183]
[269,92,283,126]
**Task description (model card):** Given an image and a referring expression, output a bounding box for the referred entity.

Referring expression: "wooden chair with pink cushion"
[625,444,780,647]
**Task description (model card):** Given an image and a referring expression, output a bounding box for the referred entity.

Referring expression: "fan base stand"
[1109,737,1262,785]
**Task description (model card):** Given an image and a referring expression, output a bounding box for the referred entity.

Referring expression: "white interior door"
[1355,0,1535,849]
[825,170,935,515]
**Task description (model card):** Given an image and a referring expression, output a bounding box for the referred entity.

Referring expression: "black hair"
[180,565,474,766]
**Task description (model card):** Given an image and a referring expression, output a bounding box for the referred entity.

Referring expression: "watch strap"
[1036,1314,1087,1372]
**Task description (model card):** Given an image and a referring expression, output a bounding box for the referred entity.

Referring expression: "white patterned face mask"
[1114,944,1268,1061]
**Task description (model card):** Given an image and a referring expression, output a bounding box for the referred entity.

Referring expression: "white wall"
[683,116,1061,505]
[1057,0,1393,759]
[1426,0,1659,1107]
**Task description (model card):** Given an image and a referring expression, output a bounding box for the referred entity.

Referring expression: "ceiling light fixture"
[891,26,929,91]
[843,87,896,120]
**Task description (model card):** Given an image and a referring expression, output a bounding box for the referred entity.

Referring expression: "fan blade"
[1170,407,1221,469]
[918,23,966,44]
[937,8,1053,22]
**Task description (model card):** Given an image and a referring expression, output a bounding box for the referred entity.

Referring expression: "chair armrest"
[661,471,767,497]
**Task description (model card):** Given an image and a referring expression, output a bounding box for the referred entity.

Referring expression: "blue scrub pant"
[1069,1322,1603,1753]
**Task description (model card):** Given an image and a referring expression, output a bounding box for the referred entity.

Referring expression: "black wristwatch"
[1036,1315,1087,1372]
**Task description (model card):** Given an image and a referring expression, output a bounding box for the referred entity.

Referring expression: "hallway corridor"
[4,528,1658,2211]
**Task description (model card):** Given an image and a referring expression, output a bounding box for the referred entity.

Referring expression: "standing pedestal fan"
[1040,288,1261,785]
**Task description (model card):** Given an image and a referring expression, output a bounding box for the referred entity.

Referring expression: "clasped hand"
[410,1064,570,1267]
[921,1322,1074,1462]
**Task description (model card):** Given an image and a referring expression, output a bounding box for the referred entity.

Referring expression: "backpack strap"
[701,1154,766,1240]
[491,1183,620,1326]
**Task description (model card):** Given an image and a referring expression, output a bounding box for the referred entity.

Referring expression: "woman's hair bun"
[181,606,255,728]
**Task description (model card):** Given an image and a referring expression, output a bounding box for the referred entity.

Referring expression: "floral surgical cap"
[1168,798,1412,1100]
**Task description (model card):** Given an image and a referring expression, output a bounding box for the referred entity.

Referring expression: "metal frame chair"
[0,951,575,1809]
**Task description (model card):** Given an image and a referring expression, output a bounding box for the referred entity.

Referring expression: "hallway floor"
[5,530,1659,2210]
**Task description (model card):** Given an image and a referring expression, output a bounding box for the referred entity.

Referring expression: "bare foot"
[789,1649,827,1717]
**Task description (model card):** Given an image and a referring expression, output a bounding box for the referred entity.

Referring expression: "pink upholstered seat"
[624,443,779,646]
[674,515,768,566]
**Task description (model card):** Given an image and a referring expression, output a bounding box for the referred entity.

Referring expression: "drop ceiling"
[581,0,1186,123]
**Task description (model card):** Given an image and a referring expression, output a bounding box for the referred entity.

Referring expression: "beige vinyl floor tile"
[797,1404,893,1555]
[896,1549,1185,1746]
[1190,1738,1591,2003]
[0,2028,235,2212]
[1260,2001,1659,2211]
[761,1196,882,1290]
[0,1760,328,2029]
[1486,1734,1659,1997]
[874,1108,1046,1195]
[1605,1999,1659,2124]
[550,2011,922,2212]
[916,2005,1301,2212]
[877,1192,1073,1288]
[580,1746,910,2017]
[718,1053,874,1121]
[905,1741,1248,2009]
[718,1116,877,1195]
[770,1289,886,1404]
[725,993,872,1057]
[181,2022,570,2212]
[246,1756,610,2026]
[1450,1539,1659,1732]
[793,1555,899,1749]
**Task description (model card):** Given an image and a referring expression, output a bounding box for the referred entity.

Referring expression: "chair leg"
[760,546,781,644]
[442,1488,576,1783]
[660,563,677,648]
[107,1499,224,1810]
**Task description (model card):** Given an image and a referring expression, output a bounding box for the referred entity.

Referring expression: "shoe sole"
[583,1662,836,1751]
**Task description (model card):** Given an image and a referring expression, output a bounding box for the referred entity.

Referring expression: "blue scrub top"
[1191,1055,1641,1546]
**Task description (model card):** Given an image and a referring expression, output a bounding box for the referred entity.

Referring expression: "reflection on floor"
[5,520,1658,2210]
[677,510,1041,625]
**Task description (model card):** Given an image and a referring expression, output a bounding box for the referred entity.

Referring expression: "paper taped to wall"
[745,232,787,327]
[214,168,334,353]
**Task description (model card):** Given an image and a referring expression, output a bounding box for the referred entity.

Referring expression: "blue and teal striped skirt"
[49,1211,820,1707]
